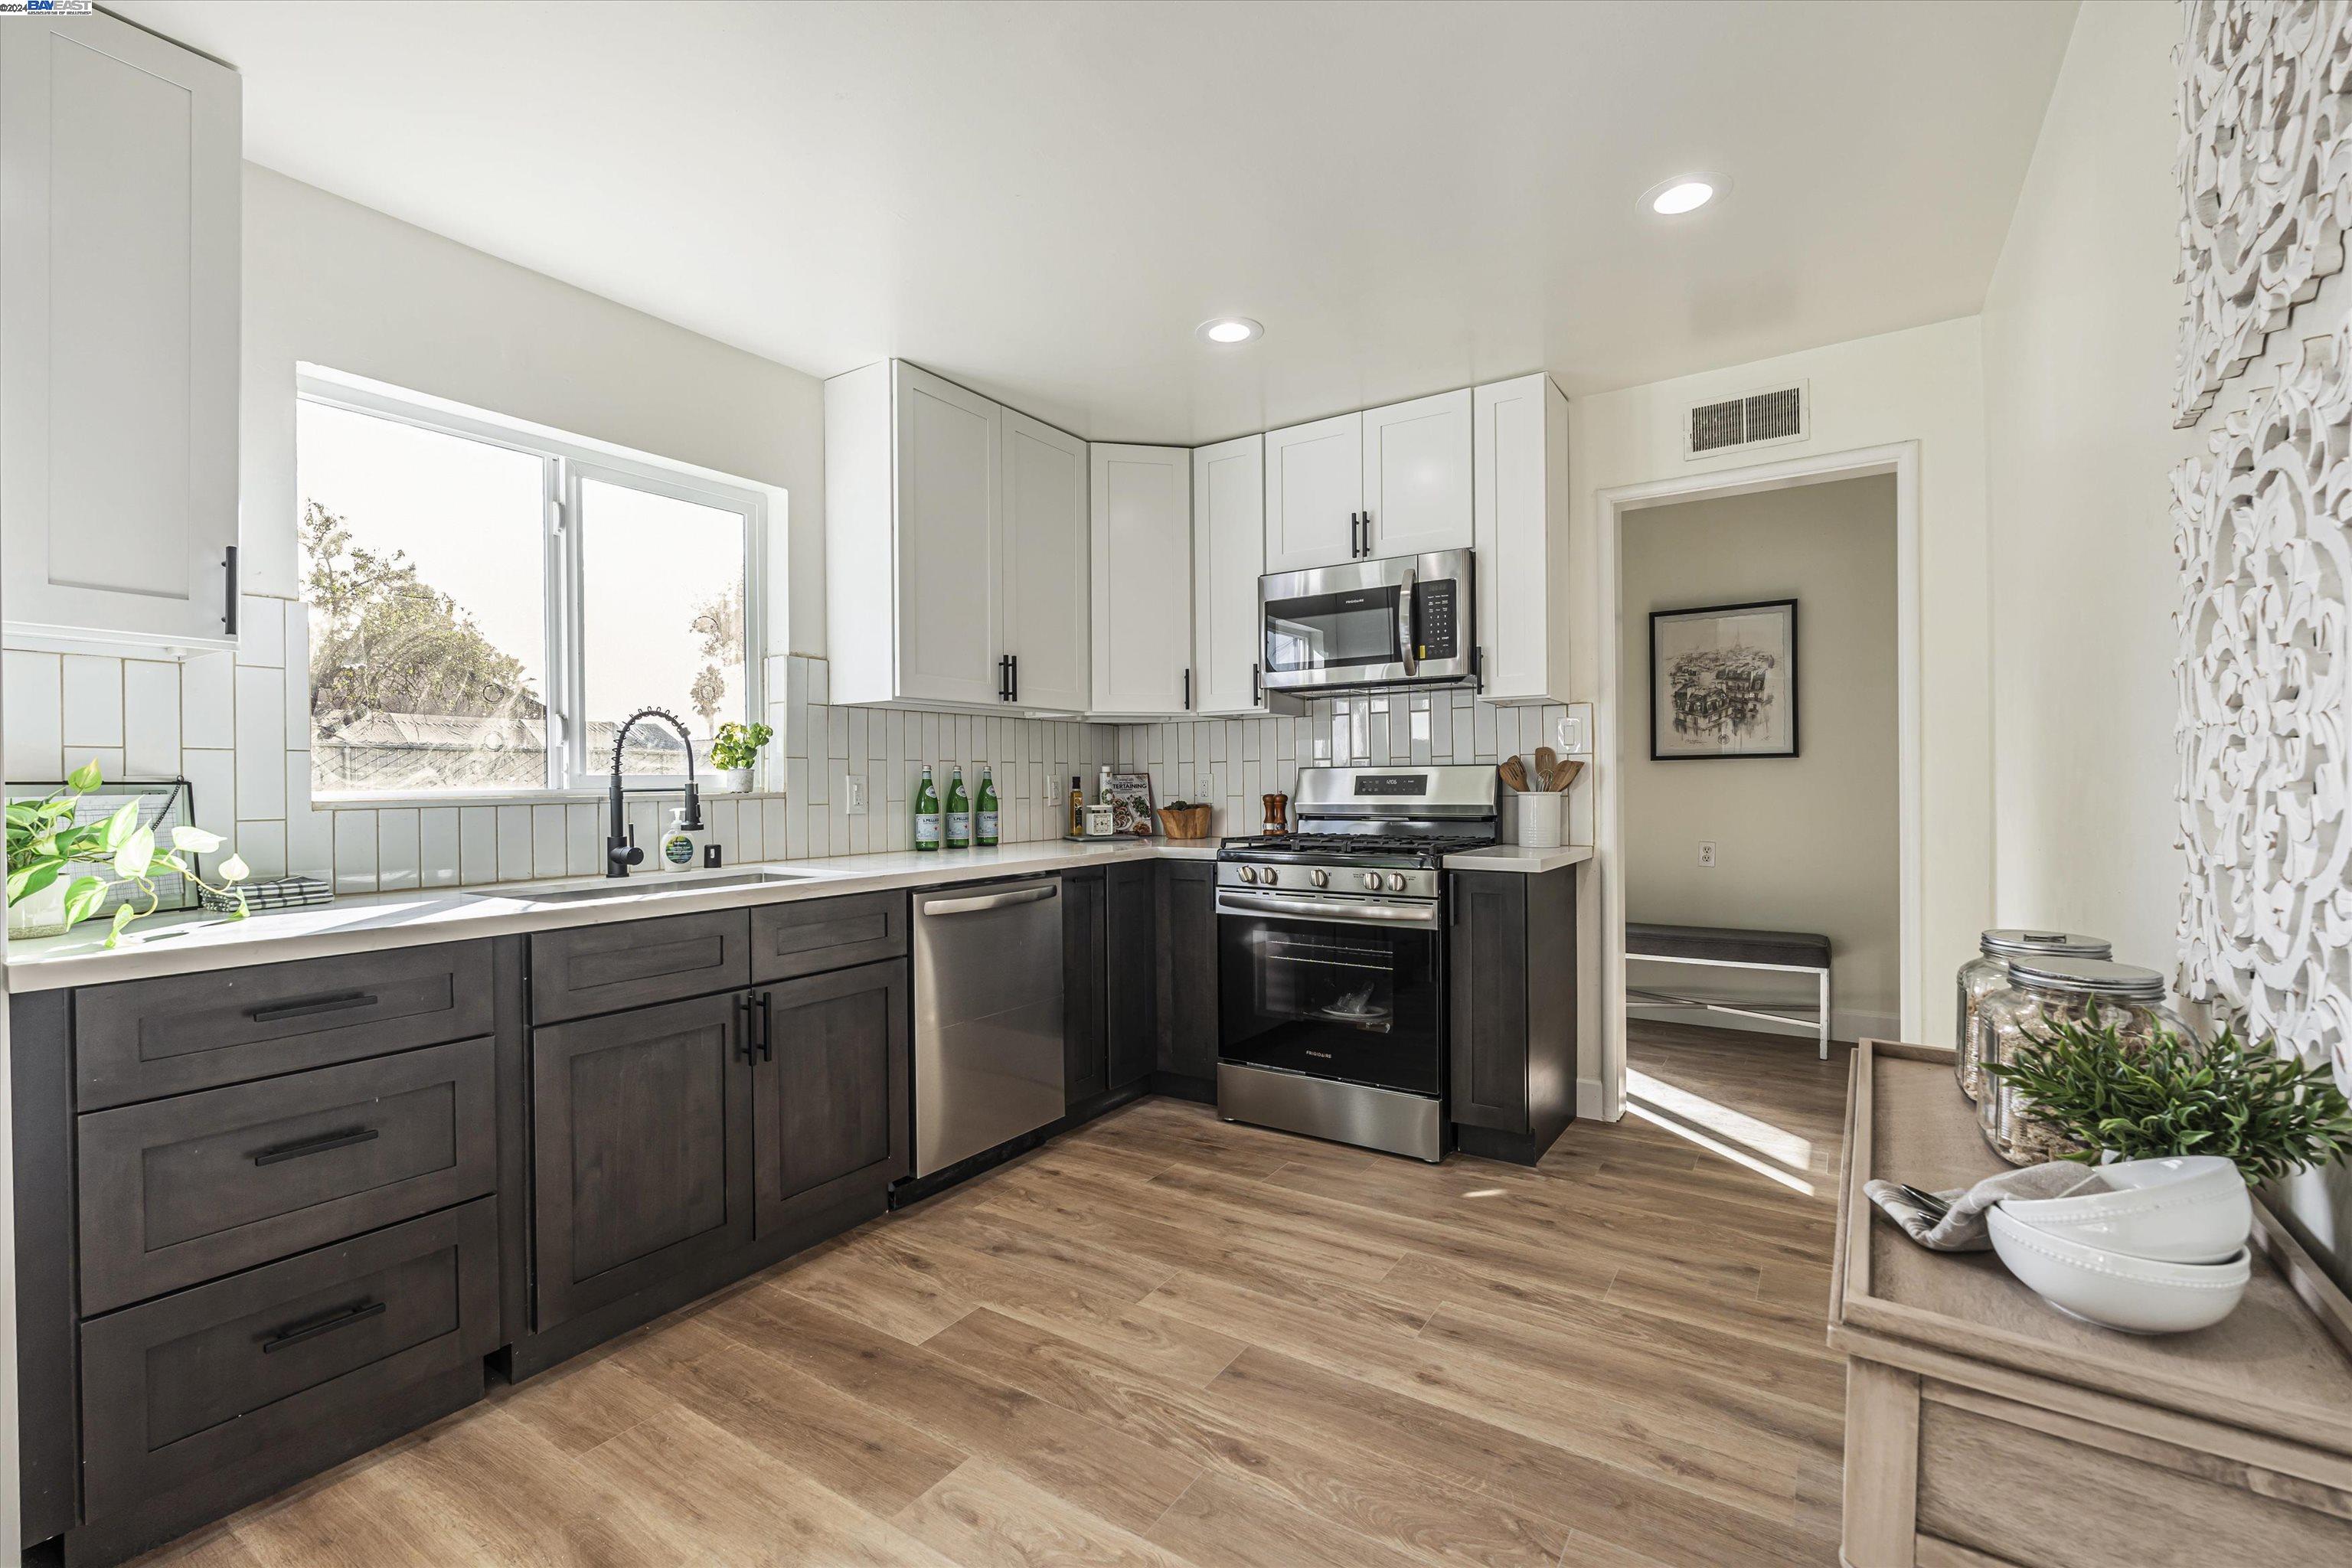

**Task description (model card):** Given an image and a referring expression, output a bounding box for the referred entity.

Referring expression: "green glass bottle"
[944,766,971,849]
[975,765,1000,847]
[913,765,941,851]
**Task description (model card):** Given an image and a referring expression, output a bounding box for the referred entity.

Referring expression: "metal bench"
[1625,922,1833,1058]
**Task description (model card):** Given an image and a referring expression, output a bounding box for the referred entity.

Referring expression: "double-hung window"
[296,371,766,799]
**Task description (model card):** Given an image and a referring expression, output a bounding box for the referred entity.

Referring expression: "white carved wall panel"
[2174,0,2352,429]
[2176,2,2352,1091]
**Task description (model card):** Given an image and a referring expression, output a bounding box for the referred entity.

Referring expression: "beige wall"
[1983,2,2350,1287]
[1619,475,1900,1040]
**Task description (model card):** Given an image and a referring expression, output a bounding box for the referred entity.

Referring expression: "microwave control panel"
[1413,580,1459,662]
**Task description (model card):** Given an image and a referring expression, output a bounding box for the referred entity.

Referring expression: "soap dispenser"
[656,806,706,873]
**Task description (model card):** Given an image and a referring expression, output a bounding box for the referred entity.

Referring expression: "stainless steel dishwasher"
[912,876,1065,1178]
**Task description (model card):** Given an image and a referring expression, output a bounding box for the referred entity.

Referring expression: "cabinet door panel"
[1156,862,1218,1082]
[1264,413,1363,573]
[0,12,240,652]
[529,909,750,1023]
[1106,860,1158,1089]
[1473,374,1569,703]
[1061,868,1109,1106]
[1089,444,1193,714]
[1361,389,1472,559]
[1192,435,1266,714]
[752,961,910,1233]
[999,410,1089,712]
[531,991,753,1329]
[1449,872,1529,1132]
[895,363,1001,706]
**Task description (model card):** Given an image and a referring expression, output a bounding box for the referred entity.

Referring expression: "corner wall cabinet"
[824,360,1088,713]
[1191,434,1271,715]
[0,10,242,657]
[1089,443,1194,717]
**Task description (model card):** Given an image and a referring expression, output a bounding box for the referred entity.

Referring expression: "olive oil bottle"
[913,765,941,851]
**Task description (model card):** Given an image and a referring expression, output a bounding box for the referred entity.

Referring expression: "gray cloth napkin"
[1865,1162,2112,1251]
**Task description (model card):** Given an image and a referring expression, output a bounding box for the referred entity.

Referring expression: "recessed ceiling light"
[1642,173,1730,217]
[1197,317,1263,345]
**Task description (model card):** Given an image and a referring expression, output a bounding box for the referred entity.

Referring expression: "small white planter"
[8,877,74,939]
[715,767,755,793]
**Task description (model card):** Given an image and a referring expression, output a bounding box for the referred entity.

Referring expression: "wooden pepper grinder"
[1263,792,1289,835]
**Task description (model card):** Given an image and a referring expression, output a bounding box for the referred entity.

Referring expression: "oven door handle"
[1396,567,1419,677]
[1217,890,1437,926]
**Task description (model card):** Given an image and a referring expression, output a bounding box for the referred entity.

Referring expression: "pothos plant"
[1985,1017,2352,1184]
[6,760,251,947]
[708,720,773,772]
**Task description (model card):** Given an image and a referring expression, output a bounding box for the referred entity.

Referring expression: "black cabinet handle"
[253,1126,379,1167]
[248,991,377,1024]
[1183,668,1192,711]
[1009,655,1018,704]
[260,1298,386,1354]
[1252,662,1261,705]
[734,992,757,1063]
[756,990,775,1063]
[223,545,239,634]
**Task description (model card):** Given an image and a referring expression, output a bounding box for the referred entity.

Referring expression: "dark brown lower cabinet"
[752,960,910,1235]
[1061,868,1109,1106]
[1106,860,1158,1090]
[77,1197,498,1563]
[1448,866,1579,1164]
[1155,861,1218,1090]
[531,990,755,1331]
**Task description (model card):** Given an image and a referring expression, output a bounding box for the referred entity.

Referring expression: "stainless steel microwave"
[1260,548,1474,695]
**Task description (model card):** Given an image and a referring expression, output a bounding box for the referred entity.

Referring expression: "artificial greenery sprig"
[1985,1018,2352,1184]
[708,720,773,772]
[5,761,250,948]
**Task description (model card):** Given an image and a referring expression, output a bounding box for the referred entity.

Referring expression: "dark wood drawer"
[529,908,750,1023]
[80,1197,498,1524]
[77,1038,498,1314]
[750,890,907,982]
[75,942,494,1110]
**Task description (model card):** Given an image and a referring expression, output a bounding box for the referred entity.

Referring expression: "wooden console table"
[1832,1040,2352,1567]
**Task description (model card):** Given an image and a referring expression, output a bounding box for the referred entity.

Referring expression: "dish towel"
[1866,1162,2111,1251]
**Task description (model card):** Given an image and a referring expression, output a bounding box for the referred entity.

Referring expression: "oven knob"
[1386,872,1408,893]
[1238,866,1258,884]
[1309,869,1328,887]
[1361,871,1382,890]
[1261,869,1279,887]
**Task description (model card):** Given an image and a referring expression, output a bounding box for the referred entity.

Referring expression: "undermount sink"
[516,870,822,904]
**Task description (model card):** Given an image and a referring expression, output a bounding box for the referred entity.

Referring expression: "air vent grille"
[1684,381,1808,459]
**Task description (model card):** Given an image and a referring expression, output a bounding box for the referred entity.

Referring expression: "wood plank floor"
[132,1021,1851,1568]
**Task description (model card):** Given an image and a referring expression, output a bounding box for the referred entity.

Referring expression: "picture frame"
[1103,770,1158,836]
[1648,598,1798,760]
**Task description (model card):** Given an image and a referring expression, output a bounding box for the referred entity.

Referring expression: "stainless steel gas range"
[1214,763,1499,1162]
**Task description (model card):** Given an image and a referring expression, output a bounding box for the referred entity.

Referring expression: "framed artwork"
[1649,599,1798,760]
[1103,770,1158,836]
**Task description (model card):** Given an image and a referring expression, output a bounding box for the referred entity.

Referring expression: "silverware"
[1895,1182,1952,1218]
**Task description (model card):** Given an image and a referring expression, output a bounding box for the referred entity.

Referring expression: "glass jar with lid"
[1976,957,2192,1165]
[1955,929,2112,1102]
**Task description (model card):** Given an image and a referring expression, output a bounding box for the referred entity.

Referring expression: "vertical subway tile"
[3,651,63,782]
[826,705,848,760]
[785,756,810,858]
[531,804,566,877]
[60,655,123,747]
[123,661,181,777]
[459,806,498,884]
[283,603,312,751]
[181,748,236,838]
[376,808,420,892]
[234,665,287,818]
[496,805,535,881]
[420,807,462,887]
[181,652,234,751]
[234,819,287,881]
[333,810,380,893]
[734,796,765,861]
[565,802,599,876]
[807,656,828,706]
[1472,698,1498,759]
[235,594,286,667]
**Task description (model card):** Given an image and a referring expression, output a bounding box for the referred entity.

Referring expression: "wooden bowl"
[1158,805,1214,841]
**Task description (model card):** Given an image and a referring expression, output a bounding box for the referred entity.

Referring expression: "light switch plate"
[1559,705,1592,755]
[845,775,867,815]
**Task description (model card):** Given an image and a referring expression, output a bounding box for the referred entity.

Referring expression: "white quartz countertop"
[5,833,1584,991]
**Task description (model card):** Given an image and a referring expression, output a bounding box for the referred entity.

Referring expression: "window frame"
[296,369,768,803]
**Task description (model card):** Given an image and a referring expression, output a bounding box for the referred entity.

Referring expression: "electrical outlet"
[845,775,867,815]
[1698,841,1717,868]
[1198,773,1217,801]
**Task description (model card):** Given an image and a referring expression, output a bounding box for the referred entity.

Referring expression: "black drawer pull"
[251,1126,379,1167]
[260,1298,386,1354]
[247,991,379,1024]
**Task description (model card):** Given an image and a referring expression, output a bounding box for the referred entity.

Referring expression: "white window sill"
[314,788,787,811]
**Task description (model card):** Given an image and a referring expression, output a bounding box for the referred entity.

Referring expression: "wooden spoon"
[1497,756,1530,792]
[1534,746,1558,788]
[1549,758,1584,791]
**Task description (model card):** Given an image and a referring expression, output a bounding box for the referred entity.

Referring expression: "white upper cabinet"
[998,409,1089,713]
[1263,413,1363,573]
[1472,373,1572,705]
[1,11,241,657]
[1191,435,1266,715]
[1361,388,1472,560]
[826,361,1003,709]
[1089,445,1192,717]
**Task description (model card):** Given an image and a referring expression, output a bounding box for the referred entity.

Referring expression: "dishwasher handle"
[919,882,1060,917]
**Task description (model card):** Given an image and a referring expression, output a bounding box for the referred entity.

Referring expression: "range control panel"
[1413,580,1459,660]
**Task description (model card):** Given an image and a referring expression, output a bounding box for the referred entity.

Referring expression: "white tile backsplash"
[60,655,122,747]
[5,652,62,782]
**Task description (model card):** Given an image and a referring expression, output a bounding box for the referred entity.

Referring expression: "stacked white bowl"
[1987,1156,2254,1334]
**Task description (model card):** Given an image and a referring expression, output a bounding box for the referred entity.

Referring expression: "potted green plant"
[1986,1018,2352,1184]
[6,761,253,947]
[708,720,773,792]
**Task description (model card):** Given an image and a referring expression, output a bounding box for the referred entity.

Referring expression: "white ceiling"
[119,0,2079,443]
